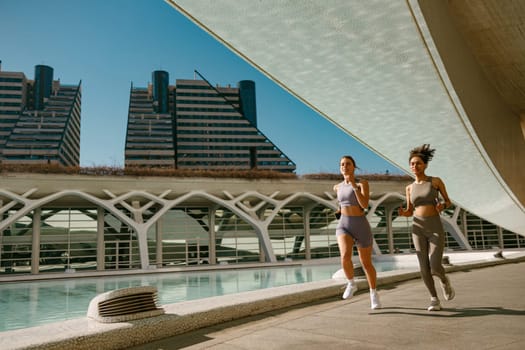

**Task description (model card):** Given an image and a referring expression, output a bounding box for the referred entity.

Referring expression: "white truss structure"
[0,180,486,274]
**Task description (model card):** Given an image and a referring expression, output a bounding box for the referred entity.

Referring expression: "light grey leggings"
[412,215,446,298]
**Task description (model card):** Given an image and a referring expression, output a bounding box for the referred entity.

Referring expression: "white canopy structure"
[166,0,525,234]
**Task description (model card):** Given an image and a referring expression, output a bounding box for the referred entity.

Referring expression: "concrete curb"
[4,253,525,350]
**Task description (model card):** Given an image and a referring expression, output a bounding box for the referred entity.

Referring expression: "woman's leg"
[337,233,355,280]
[428,232,445,280]
[357,245,381,309]
[427,220,455,300]
[412,233,438,297]
[426,216,446,280]
[337,233,358,299]
[357,245,376,289]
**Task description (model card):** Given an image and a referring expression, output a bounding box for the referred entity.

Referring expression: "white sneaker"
[440,276,455,301]
[427,298,441,311]
[370,291,382,309]
[342,282,357,299]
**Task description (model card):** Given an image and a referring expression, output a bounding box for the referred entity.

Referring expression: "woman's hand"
[401,185,413,217]
[435,199,445,212]
[435,199,451,213]
[398,206,412,217]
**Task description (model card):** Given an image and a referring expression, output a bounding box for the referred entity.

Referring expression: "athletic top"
[337,182,360,207]
[410,176,438,207]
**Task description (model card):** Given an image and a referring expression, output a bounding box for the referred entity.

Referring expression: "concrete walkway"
[131,260,525,350]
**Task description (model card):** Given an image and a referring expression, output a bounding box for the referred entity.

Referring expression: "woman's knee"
[430,264,445,278]
[340,251,353,262]
[361,261,375,274]
[357,247,373,265]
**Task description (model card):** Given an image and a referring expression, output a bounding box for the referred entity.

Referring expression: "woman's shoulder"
[430,176,443,186]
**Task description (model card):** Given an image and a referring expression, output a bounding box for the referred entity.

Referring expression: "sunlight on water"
[0,261,409,332]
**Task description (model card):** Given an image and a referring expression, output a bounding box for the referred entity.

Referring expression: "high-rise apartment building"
[125,71,296,172]
[0,62,81,166]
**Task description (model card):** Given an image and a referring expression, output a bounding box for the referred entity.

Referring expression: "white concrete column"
[209,207,216,264]
[134,226,150,269]
[131,201,150,269]
[303,206,311,260]
[255,224,276,262]
[31,208,41,274]
[386,206,394,254]
[497,225,504,249]
[96,207,104,271]
[156,220,163,268]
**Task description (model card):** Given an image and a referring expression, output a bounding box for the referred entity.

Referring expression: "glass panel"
[103,210,139,269]
[215,208,260,264]
[309,205,340,259]
[0,211,33,274]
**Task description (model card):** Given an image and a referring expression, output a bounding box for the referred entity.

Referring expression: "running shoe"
[440,276,455,301]
[427,298,441,311]
[370,291,382,309]
[342,282,357,299]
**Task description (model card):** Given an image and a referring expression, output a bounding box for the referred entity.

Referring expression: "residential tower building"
[125,71,296,172]
[0,62,81,166]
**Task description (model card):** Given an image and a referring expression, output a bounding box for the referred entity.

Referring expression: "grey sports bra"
[411,177,438,207]
[337,182,360,207]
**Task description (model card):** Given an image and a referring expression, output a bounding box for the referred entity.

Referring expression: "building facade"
[125,70,296,172]
[0,62,81,166]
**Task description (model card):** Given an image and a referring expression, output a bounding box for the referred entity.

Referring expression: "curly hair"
[409,144,435,164]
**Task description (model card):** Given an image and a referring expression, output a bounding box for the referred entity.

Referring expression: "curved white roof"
[166,0,525,234]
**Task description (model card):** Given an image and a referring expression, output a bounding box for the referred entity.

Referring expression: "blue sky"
[0,0,403,175]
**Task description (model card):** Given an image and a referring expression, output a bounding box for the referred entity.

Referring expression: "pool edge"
[2,252,525,350]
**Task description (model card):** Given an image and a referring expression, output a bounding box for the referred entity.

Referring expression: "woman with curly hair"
[398,144,455,311]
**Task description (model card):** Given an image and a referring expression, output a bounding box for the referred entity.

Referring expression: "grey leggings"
[412,215,446,297]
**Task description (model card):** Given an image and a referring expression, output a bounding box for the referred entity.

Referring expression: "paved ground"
[131,261,525,350]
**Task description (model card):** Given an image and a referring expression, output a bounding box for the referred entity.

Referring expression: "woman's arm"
[398,185,414,217]
[353,179,370,209]
[434,177,452,210]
